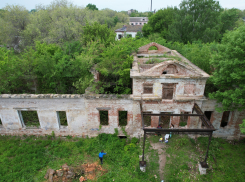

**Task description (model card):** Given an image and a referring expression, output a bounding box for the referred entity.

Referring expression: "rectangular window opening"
[20,111,40,128]
[119,111,127,126]
[220,111,230,127]
[57,111,68,127]
[0,117,2,126]
[179,112,188,126]
[143,84,153,94]
[143,112,151,127]
[160,112,171,128]
[162,84,174,99]
[100,111,109,125]
[203,111,213,126]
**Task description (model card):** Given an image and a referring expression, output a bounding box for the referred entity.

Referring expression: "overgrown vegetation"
[0,132,161,181]
[21,111,40,127]
[0,0,245,111]
[143,1,245,44]
[149,134,245,182]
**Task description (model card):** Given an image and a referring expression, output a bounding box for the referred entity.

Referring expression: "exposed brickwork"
[0,43,244,139]
[137,42,171,54]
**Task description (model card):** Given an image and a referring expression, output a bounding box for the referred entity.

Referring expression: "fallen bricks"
[44,162,107,182]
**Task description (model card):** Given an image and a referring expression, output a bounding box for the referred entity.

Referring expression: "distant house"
[129,17,148,25]
[128,9,136,15]
[115,25,143,40]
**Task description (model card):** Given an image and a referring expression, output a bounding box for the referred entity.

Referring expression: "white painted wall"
[116,32,138,40]
[129,22,147,25]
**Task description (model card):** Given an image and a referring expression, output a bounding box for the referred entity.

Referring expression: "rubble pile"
[44,162,107,182]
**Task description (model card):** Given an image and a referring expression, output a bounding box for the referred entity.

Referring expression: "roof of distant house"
[115,25,143,32]
[129,17,148,22]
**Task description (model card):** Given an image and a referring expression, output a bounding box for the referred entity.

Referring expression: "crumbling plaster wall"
[201,100,244,139]
[0,95,87,136]
[132,78,207,100]
[0,95,243,139]
[86,98,142,137]
[0,94,143,137]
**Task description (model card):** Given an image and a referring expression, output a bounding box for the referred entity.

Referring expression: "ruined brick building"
[0,43,244,139]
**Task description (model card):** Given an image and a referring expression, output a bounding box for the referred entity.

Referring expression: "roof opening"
[162,71,167,74]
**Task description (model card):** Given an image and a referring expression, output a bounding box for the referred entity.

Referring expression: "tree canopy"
[142,7,178,39]
[168,0,222,43]
[209,25,245,111]
[86,4,98,11]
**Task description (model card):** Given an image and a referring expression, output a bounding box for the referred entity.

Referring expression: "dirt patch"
[81,162,107,181]
[45,162,107,182]
[150,141,166,181]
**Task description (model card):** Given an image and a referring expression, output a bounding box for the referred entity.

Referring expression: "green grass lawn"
[0,132,244,182]
[163,134,245,182]
[0,130,160,182]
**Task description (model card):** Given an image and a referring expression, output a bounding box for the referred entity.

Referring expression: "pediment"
[139,61,202,77]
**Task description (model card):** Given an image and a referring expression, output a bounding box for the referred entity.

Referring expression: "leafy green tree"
[81,22,116,48]
[31,41,87,93]
[209,25,245,111]
[113,16,119,25]
[92,38,151,94]
[86,3,98,11]
[0,9,6,18]
[142,7,178,39]
[73,41,101,93]
[240,119,245,134]
[135,31,143,39]
[130,10,148,17]
[0,47,33,93]
[30,9,37,13]
[0,5,29,47]
[219,8,240,37]
[168,0,222,43]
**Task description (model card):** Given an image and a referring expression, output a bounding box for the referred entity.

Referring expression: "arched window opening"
[148,46,158,50]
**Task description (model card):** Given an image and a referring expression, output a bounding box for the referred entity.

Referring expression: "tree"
[142,7,178,39]
[209,25,245,111]
[0,5,29,47]
[219,8,240,37]
[86,4,98,11]
[240,119,245,134]
[168,0,222,43]
[92,38,151,94]
[81,22,116,48]
[0,47,30,93]
[130,10,148,17]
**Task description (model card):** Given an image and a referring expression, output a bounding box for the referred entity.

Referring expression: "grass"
[0,130,160,182]
[1,132,244,182]
[164,135,245,182]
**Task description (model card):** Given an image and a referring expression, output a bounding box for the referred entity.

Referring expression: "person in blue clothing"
[98,150,106,164]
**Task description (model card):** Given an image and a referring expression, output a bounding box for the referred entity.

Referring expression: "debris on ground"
[44,162,107,182]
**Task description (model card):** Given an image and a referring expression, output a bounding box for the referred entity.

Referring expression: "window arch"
[162,64,178,74]
[148,46,158,51]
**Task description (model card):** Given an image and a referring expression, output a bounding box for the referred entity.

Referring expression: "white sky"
[0,0,244,11]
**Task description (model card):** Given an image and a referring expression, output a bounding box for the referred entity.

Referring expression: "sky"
[0,0,245,12]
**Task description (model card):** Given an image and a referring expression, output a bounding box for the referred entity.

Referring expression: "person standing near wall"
[99,150,107,164]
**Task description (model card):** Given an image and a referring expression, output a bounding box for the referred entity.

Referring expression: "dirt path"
[150,141,166,181]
